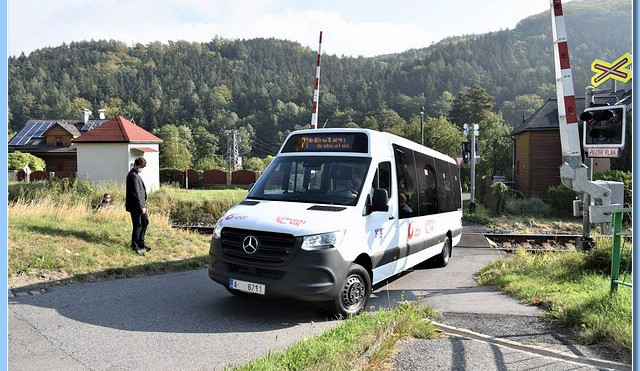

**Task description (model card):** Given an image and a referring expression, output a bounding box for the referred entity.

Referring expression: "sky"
[7,0,573,58]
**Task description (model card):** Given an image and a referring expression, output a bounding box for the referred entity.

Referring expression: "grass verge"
[8,196,211,288]
[232,302,440,371]
[476,241,632,362]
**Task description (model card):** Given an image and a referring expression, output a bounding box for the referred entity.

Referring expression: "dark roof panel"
[512,98,586,135]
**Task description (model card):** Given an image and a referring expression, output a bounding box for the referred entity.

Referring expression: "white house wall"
[77,143,130,187]
[128,144,160,191]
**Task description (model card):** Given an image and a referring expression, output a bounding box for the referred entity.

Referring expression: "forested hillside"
[8,0,631,168]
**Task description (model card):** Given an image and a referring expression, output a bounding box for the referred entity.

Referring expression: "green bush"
[8,151,46,171]
[547,183,578,216]
[594,170,631,207]
[505,197,552,216]
[463,201,492,224]
[583,237,633,275]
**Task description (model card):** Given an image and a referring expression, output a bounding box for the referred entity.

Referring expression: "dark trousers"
[130,211,149,249]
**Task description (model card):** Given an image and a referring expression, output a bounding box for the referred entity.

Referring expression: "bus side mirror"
[372,188,389,212]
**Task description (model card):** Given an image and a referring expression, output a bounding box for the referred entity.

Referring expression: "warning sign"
[587,147,619,158]
[455,155,464,168]
[591,53,632,87]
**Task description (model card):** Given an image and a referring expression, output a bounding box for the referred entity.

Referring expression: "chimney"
[98,109,106,120]
[82,108,92,124]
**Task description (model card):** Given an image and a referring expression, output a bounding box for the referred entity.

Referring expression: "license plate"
[229,278,265,295]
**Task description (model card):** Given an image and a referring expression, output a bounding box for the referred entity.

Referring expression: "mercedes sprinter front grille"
[220,228,299,265]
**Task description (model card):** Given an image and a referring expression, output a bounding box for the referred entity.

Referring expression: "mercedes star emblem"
[242,235,259,255]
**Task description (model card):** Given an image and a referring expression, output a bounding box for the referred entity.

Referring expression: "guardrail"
[610,208,632,293]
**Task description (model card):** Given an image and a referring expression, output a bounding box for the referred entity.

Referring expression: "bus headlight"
[301,230,345,250]
[213,218,224,239]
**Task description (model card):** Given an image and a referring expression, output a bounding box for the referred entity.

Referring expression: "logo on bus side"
[276,216,307,226]
[408,221,422,240]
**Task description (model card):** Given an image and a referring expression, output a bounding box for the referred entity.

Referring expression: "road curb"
[432,321,630,370]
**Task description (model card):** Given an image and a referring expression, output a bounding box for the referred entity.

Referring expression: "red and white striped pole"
[550,0,581,164]
[310,31,322,129]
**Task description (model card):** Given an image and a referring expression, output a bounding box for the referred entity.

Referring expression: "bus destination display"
[282,133,368,153]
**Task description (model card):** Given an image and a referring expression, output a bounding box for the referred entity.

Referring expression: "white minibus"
[209,129,462,316]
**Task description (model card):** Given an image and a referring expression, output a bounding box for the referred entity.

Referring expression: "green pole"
[610,210,623,293]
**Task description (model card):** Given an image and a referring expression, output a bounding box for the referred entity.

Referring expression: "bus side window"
[393,145,418,219]
[372,161,392,198]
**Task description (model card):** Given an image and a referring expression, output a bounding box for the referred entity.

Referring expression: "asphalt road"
[9,243,623,370]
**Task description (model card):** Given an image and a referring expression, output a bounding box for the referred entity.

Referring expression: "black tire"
[331,264,371,317]
[434,237,452,268]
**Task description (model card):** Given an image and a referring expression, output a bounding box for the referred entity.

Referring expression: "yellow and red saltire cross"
[591,53,633,87]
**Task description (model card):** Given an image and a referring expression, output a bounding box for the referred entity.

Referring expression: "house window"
[55,136,64,147]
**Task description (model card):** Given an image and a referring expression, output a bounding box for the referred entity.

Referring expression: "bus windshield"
[247,156,371,206]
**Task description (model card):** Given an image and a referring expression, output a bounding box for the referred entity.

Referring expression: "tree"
[192,126,219,168]
[8,151,46,171]
[501,94,543,127]
[429,91,454,119]
[421,117,465,158]
[476,112,512,177]
[448,85,494,126]
[154,125,192,169]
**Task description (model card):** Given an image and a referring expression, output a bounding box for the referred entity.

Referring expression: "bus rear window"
[281,133,368,153]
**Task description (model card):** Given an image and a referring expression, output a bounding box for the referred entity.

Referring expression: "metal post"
[580,86,594,249]
[420,107,424,146]
[610,210,623,292]
[470,124,476,203]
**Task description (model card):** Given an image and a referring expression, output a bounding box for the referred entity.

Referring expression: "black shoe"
[143,245,152,252]
[133,248,145,256]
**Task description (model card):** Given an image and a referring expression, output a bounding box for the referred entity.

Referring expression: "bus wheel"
[333,264,371,317]
[434,237,451,268]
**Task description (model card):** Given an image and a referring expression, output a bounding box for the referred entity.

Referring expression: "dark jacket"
[126,168,147,213]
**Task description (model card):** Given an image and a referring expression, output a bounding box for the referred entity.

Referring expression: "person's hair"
[102,193,111,200]
[134,157,147,167]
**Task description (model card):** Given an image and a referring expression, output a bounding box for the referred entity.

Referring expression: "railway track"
[479,233,582,251]
[172,224,215,234]
[174,225,606,252]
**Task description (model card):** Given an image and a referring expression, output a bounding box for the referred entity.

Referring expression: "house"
[8,118,107,174]
[73,116,163,190]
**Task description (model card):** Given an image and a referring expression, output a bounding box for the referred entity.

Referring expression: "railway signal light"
[581,105,626,149]
[461,142,480,164]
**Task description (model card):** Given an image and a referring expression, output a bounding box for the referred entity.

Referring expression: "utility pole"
[463,123,479,208]
[226,130,241,171]
[470,123,478,204]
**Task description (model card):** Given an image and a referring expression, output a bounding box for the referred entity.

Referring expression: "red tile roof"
[131,147,159,153]
[73,116,162,143]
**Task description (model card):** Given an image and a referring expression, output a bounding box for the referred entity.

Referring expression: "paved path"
[387,231,629,371]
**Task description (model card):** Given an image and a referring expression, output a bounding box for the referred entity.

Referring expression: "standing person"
[126,157,151,256]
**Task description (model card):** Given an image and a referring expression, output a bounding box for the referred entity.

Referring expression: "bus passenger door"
[365,161,398,282]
